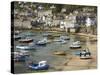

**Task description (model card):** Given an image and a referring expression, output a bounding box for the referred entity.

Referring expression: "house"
[37,10,52,17]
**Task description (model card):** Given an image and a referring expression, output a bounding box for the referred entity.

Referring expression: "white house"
[86,17,92,27]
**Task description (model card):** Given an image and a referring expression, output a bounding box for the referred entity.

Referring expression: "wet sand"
[53,41,97,71]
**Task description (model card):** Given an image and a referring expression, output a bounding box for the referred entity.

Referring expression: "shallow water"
[14,31,97,73]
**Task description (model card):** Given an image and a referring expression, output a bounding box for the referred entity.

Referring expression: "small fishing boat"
[72,41,80,45]
[42,33,52,37]
[14,30,21,35]
[53,39,62,42]
[70,41,81,48]
[12,51,29,62]
[80,48,92,59]
[53,38,67,44]
[14,55,26,62]
[53,51,66,55]
[36,38,47,45]
[16,45,36,50]
[19,38,33,43]
[60,35,70,40]
[28,61,49,70]
[70,44,81,48]
[14,35,21,40]
[19,50,30,56]
[60,40,68,44]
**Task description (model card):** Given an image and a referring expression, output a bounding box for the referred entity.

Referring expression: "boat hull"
[28,64,49,70]
[70,46,81,49]
[16,46,36,50]
[19,39,33,43]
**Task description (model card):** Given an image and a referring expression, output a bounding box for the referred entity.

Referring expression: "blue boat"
[28,61,49,70]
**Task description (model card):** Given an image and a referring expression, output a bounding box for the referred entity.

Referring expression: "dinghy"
[12,51,29,62]
[28,61,49,70]
[14,35,21,40]
[19,38,33,43]
[70,41,81,48]
[53,51,66,55]
[80,48,92,59]
[36,38,47,45]
[16,45,36,50]
[60,35,70,40]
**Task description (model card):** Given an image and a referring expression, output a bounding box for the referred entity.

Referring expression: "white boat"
[70,44,81,48]
[19,50,30,56]
[36,38,48,45]
[15,30,21,35]
[53,38,67,44]
[12,50,30,62]
[53,39,62,42]
[70,41,81,48]
[16,45,36,50]
[13,50,30,56]
[72,41,81,45]
[60,36,70,40]
[42,33,52,37]
[60,40,68,44]
[19,38,33,43]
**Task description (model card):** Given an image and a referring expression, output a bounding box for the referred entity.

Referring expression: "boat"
[60,40,68,44]
[53,35,69,43]
[14,35,21,40]
[28,61,49,70]
[53,39,62,42]
[14,55,26,62]
[36,38,47,45]
[12,51,29,62]
[80,48,92,59]
[12,51,30,57]
[16,45,36,50]
[19,50,30,56]
[60,35,70,40]
[14,30,21,35]
[43,33,54,39]
[70,41,81,48]
[42,33,52,37]
[70,44,81,48]
[53,38,67,44]
[19,38,33,43]
[72,41,80,45]
[53,51,66,55]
